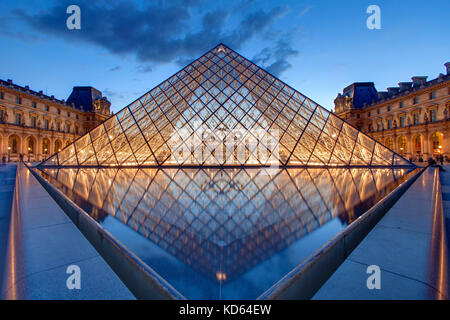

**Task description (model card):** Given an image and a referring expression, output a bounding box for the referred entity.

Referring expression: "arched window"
[27,137,35,154]
[55,140,62,152]
[431,132,443,154]
[414,135,422,154]
[385,137,394,150]
[8,135,20,154]
[398,136,407,155]
[42,138,50,155]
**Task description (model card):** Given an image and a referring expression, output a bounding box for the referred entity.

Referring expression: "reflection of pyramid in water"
[40,44,412,167]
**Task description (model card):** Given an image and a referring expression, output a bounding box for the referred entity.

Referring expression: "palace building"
[334,62,450,161]
[0,79,111,162]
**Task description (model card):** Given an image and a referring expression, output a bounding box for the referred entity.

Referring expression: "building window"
[67,111,70,117]
[31,117,36,128]
[57,108,61,115]
[44,119,49,130]
[400,101,404,108]
[76,114,79,120]
[65,124,70,133]
[377,122,382,131]
[45,105,49,111]
[0,109,3,122]
[430,91,435,100]
[414,97,418,104]
[16,96,21,104]
[32,101,36,108]
[400,116,405,128]
[414,113,420,125]
[387,106,391,112]
[430,109,437,122]
[0,92,3,99]
[42,139,50,155]
[398,136,407,154]
[388,119,392,129]
[9,136,19,154]
[377,109,380,115]
[56,122,60,131]
[356,114,360,119]
[368,111,371,117]
[15,113,22,125]
[55,140,62,152]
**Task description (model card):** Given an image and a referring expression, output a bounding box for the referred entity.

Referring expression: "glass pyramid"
[40,44,412,168]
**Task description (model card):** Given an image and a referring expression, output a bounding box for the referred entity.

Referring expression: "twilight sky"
[0,0,449,113]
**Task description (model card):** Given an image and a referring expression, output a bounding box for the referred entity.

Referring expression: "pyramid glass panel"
[39,44,413,168]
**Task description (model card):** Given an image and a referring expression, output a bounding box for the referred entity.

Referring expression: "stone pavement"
[313,167,448,299]
[1,164,135,299]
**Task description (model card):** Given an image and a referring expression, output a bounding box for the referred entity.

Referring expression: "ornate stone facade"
[0,79,111,162]
[334,63,450,161]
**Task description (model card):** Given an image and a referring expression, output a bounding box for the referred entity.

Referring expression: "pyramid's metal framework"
[40,44,412,168]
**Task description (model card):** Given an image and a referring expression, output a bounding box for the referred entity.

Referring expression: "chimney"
[445,62,450,75]
[7,79,12,84]
[377,91,389,99]
[411,76,427,87]
[398,82,412,91]
[387,87,400,95]
[25,85,30,90]
[38,90,43,95]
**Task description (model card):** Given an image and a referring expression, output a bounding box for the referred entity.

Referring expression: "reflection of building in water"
[39,166,409,282]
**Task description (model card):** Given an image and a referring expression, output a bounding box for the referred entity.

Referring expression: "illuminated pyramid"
[40,44,412,167]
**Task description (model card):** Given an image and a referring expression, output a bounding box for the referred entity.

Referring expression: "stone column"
[423,132,430,158]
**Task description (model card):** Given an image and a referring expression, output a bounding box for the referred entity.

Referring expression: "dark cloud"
[12,0,296,75]
[136,64,153,73]
[253,37,299,76]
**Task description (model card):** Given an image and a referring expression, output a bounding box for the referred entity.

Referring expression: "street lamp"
[28,147,31,162]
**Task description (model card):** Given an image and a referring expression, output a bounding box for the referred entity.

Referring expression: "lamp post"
[7,146,11,162]
[28,147,31,162]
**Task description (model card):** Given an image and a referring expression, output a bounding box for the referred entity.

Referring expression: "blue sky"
[0,0,449,113]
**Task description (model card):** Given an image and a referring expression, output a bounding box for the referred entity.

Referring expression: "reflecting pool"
[37,166,416,299]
